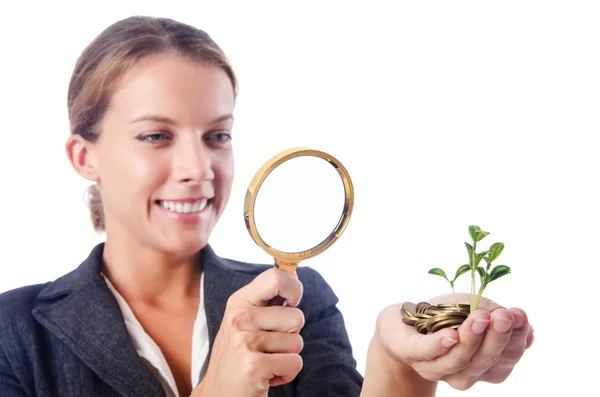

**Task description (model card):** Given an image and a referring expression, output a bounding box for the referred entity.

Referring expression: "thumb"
[233,267,303,307]
[377,304,459,363]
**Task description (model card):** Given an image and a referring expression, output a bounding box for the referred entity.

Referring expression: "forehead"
[107,53,235,123]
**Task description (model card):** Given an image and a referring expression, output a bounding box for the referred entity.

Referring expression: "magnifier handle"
[267,261,299,307]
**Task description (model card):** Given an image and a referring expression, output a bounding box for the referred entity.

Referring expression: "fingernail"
[441,337,458,348]
[472,318,490,334]
[493,318,513,333]
[513,312,525,330]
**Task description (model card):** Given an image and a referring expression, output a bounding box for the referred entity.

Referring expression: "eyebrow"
[130,114,234,125]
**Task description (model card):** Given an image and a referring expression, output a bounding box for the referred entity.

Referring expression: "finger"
[431,310,490,374]
[480,308,529,384]
[268,271,300,306]
[265,353,304,386]
[455,308,515,378]
[241,331,304,354]
[232,268,304,307]
[229,306,305,333]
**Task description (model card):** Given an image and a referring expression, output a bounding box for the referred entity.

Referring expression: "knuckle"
[290,334,304,354]
[242,352,265,377]
[227,307,253,330]
[448,377,477,391]
[290,354,303,374]
[502,347,525,363]
[477,354,501,369]
[234,331,256,349]
[289,308,306,332]
[486,369,513,384]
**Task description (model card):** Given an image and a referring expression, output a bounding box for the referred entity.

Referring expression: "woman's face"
[86,54,235,256]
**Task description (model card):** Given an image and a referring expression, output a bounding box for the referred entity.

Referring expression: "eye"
[137,132,171,143]
[206,131,233,143]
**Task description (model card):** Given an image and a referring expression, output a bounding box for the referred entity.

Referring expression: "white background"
[1,1,598,395]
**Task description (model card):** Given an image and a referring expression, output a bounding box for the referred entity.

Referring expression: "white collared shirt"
[103,273,210,397]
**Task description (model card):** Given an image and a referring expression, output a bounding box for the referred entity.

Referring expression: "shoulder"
[0,283,49,378]
[0,283,48,333]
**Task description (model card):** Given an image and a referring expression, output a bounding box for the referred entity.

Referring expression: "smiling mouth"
[156,198,211,214]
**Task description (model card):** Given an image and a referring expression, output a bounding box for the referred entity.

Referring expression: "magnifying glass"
[243,147,355,278]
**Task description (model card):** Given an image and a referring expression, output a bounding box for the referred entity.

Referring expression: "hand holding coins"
[375,295,534,391]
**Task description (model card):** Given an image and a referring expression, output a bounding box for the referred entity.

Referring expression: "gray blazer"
[0,243,363,396]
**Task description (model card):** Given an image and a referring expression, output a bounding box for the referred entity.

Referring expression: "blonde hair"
[67,16,238,231]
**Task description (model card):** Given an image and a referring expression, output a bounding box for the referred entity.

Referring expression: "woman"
[0,16,534,397]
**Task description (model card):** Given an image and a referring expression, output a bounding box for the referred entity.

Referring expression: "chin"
[159,234,210,258]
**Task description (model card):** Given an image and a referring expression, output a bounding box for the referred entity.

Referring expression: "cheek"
[215,155,235,188]
[99,147,169,194]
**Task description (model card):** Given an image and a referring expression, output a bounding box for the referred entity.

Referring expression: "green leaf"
[484,256,492,271]
[489,265,511,282]
[468,226,481,242]
[465,242,473,258]
[488,242,505,263]
[428,268,449,281]
[454,264,471,281]
[475,251,489,266]
[474,230,490,242]
[476,266,487,283]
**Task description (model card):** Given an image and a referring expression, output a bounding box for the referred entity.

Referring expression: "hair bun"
[87,184,105,232]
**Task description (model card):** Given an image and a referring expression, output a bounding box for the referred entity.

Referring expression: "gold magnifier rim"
[243,147,354,263]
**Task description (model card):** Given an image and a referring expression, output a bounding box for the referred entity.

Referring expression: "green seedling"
[428,265,471,310]
[429,225,512,312]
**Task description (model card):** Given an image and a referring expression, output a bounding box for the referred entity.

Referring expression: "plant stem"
[470,242,477,313]
[474,285,485,311]
[451,286,459,311]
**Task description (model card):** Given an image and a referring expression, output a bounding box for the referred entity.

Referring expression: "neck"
[101,233,203,305]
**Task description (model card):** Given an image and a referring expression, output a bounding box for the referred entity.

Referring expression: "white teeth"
[160,199,208,214]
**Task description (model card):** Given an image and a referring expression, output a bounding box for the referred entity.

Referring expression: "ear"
[65,135,99,182]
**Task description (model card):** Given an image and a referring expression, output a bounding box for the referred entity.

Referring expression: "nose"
[172,135,214,184]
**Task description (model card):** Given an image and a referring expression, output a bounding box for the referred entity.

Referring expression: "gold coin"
[415,318,430,334]
[428,319,459,333]
[416,302,431,315]
[428,315,461,327]
[438,303,470,309]
[402,302,416,317]
[431,317,466,331]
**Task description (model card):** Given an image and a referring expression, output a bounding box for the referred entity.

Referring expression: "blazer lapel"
[32,243,165,397]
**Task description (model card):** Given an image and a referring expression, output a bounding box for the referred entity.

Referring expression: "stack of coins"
[401,302,470,334]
